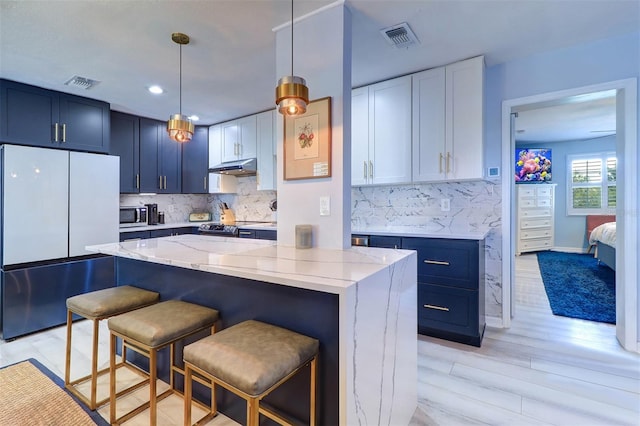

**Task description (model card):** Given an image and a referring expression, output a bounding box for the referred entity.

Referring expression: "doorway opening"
[501,79,638,351]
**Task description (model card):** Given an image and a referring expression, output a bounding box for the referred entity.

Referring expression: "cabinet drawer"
[536,198,552,207]
[418,283,477,332]
[402,237,479,289]
[520,208,551,218]
[519,198,535,208]
[520,218,552,229]
[519,238,552,252]
[518,187,536,197]
[537,186,554,197]
[369,235,402,249]
[519,228,552,240]
[238,229,256,238]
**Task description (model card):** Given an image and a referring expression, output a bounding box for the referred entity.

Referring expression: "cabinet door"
[110,111,140,193]
[351,86,369,186]
[0,80,58,147]
[159,127,182,193]
[182,126,208,193]
[256,110,276,191]
[2,145,69,265]
[255,229,277,241]
[221,121,239,162]
[412,68,446,182]
[208,124,237,194]
[445,56,484,180]
[58,94,110,153]
[369,75,412,185]
[238,115,257,159]
[139,118,160,192]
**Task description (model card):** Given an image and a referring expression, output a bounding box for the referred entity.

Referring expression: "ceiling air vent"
[380,23,419,49]
[64,75,100,90]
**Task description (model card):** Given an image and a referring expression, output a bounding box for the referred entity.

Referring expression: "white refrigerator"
[1,145,119,264]
[1,144,119,339]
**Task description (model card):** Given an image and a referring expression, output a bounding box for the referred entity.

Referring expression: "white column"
[275,2,352,249]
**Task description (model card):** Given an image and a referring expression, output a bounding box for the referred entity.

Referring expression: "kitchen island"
[88,234,417,425]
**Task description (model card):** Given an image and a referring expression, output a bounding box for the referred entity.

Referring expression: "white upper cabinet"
[256,110,277,191]
[412,56,484,182]
[351,75,412,186]
[221,115,257,162]
[208,124,237,193]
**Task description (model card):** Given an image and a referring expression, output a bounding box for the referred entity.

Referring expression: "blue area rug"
[536,251,616,324]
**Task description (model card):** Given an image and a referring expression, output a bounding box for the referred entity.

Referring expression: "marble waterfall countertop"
[87,234,414,294]
[352,224,491,240]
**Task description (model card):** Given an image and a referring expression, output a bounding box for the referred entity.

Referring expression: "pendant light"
[167,32,194,143]
[275,0,309,116]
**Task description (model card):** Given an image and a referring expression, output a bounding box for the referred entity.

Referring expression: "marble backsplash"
[352,180,503,319]
[207,176,277,222]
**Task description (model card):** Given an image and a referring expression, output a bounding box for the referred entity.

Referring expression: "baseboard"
[486,316,505,329]
[551,246,588,254]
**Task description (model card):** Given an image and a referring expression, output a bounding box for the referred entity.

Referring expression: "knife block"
[220,209,235,225]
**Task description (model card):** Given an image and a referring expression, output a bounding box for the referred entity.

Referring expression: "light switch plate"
[440,198,450,212]
[319,196,330,216]
[488,167,500,177]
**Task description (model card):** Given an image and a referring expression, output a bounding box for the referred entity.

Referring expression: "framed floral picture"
[283,97,331,180]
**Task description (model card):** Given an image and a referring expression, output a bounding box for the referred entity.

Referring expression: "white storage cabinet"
[516,184,556,255]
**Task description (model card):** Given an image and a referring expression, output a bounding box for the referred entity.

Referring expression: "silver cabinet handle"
[204,176,207,190]
[54,123,59,142]
[424,259,450,266]
[163,176,167,189]
[159,175,162,189]
[446,152,451,173]
[61,123,66,142]
[136,174,140,189]
[424,304,450,312]
[439,153,443,173]
[363,161,367,179]
[239,231,252,235]
[369,160,373,178]
[237,142,241,157]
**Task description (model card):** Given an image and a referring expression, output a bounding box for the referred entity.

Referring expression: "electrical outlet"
[168,204,175,213]
[440,198,450,212]
[319,196,330,216]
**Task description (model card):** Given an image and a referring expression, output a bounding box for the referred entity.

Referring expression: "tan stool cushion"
[184,320,319,396]
[66,285,160,320]
[108,300,219,348]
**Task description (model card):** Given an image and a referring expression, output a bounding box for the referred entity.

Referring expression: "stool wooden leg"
[310,356,318,426]
[184,364,192,426]
[64,310,73,387]
[150,347,158,426]
[90,318,99,409]
[110,332,117,424]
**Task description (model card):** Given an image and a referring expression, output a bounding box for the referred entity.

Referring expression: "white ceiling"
[1,0,638,139]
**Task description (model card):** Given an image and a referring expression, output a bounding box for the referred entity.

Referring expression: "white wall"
[275,3,352,249]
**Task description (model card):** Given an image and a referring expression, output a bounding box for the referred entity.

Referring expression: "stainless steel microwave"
[119,206,148,226]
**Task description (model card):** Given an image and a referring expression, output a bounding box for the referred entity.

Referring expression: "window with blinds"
[567,152,616,215]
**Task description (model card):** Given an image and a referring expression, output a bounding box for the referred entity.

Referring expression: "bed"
[588,220,616,271]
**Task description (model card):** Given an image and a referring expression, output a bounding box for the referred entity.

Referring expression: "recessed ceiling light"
[188,115,199,122]
[148,85,163,94]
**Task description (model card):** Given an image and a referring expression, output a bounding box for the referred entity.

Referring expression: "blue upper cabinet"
[0,79,110,153]
[139,117,182,194]
[110,111,140,193]
[181,126,208,194]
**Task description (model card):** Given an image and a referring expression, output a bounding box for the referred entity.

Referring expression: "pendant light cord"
[290,0,294,76]
[179,43,183,115]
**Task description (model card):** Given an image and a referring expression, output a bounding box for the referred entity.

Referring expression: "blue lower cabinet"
[238,229,277,241]
[369,235,402,249]
[403,237,485,346]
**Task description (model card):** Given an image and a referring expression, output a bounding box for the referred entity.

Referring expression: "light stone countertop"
[351,225,490,240]
[87,234,414,294]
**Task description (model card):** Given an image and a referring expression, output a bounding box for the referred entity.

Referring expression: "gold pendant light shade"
[275,0,309,116]
[167,32,193,143]
[276,75,309,116]
[167,114,195,143]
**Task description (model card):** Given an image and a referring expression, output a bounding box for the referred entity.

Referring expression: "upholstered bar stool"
[183,320,319,426]
[108,300,219,426]
[65,285,160,410]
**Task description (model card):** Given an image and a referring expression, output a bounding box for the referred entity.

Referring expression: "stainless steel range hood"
[209,158,257,176]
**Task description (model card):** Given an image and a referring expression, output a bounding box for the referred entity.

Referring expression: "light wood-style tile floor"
[1,253,638,425]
